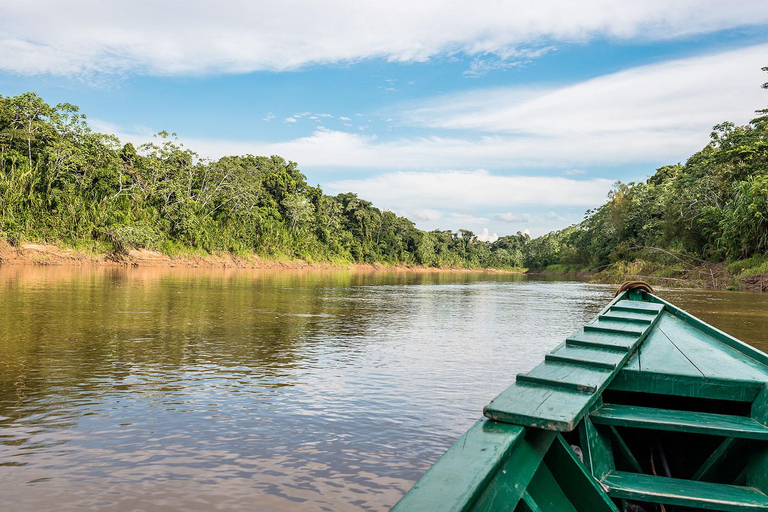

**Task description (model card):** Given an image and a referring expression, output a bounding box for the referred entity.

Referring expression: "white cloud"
[476,228,499,242]
[2,1,767,76]
[404,44,768,136]
[285,117,297,123]
[326,170,612,210]
[496,212,531,223]
[400,209,444,222]
[263,112,275,121]
[339,116,351,121]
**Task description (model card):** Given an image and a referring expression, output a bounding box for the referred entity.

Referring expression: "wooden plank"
[583,320,644,336]
[602,470,768,511]
[610,369,763,402]
[579,416,614,479]
[600,312,653,325]
[518,362,610,393]
[606,308,657,321]
[472,429,556,512]
[391,419,525,512]
[566,330,636,352]
[612,299,664,313]
[484,383,592,431]
[545,345,622,370]
[546,435,620,512]
[620,320,707,378]
[591,404,768,440]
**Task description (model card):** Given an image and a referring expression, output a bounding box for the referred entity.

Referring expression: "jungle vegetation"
[0,67,766,274]
[0,92,527,268]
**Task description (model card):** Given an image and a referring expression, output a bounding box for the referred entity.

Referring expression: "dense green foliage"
[0,92,526,268]
[522,67,768,273]
[2,68,766,273]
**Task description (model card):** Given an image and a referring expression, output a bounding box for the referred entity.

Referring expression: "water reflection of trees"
[0,267,524,428]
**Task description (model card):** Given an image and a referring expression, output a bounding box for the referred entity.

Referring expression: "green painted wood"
[601,470,768,511]
[600,311,653,325]
[471,430,556,512]
[566,330,636,351]
[484,383,591,431]
[390,419,525,512]
[748,386,768,497]
[517,362,610,393]
[591,404,768,440]
[748,448,768,498]
[579,416,614,479]
[525,462,577,512]
[609,311,768,399]
[549,344,624,366]
[547,435,620,512]
[516,491,544,512]
[397,291,768,511]
[610,369,763,402]
[607,426,643,474]
[545,347,620,370]
[486,293,662,432]
[752,385,768,425]
[606,308,657,320]
[583,320,645,336]
[650,315,768,384]
[693,438,747,483]
[612,299,664,313]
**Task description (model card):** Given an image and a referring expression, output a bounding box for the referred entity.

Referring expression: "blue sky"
[2,1,768,238]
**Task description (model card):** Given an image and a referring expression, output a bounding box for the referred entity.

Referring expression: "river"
[0,267,766,511]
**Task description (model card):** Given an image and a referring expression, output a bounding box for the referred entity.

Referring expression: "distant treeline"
[0,93,528,268]
[1,68,766,272]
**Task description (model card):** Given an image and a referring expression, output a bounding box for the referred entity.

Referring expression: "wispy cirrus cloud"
[402,43,768,138]
[1,1,767,77]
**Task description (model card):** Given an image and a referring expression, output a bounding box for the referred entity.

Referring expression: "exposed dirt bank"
[0,241,521,274]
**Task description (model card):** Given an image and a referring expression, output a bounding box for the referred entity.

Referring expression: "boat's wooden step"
[611,300,664,314]
[584,319,645,336]
[546,345,624,370]
[518,362,610,393]
[591,404,768,440]
[601,470,768,511]
[600,311,654,324]
[566,330,637,351]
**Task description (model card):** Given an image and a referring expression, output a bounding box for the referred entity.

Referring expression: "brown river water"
[0,267,767,511]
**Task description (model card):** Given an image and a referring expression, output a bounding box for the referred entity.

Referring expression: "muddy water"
[0,267,766,511]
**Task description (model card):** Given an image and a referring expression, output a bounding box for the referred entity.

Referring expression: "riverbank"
[0,241,524,273]
[532,258,768,292]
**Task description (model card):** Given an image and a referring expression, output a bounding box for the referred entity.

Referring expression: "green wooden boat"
[392,284,768,512]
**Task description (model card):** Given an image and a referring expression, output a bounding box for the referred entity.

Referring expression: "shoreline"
[0,241,524,274]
